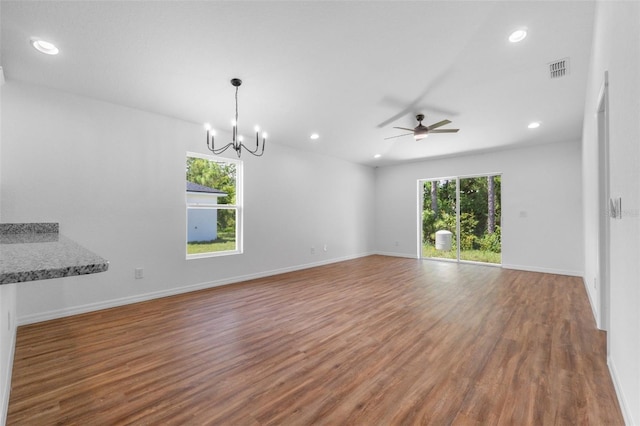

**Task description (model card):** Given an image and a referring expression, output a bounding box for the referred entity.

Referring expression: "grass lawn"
[422,244,501,264]
[187,231,236,254]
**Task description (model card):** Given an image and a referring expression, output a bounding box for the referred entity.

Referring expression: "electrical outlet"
[323,244,328,252]
[310,246,316,255]
[135,268,144,279]
[395,241,399,247]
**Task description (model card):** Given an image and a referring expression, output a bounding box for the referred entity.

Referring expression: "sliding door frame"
[418,172,502,266]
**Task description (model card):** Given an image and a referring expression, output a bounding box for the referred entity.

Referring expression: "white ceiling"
[1,1,595,166]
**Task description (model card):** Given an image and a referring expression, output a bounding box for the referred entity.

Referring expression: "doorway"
[420,174,501,264]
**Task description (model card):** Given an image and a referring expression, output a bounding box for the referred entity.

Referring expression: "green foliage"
[459,212,478,250]
[422,209,436,243]
[434,212,456,237]
[479,225,501,253]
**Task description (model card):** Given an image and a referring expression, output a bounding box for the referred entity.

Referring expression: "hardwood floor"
[8,256,623,425]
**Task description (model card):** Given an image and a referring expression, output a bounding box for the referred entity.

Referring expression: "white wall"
[582,2,640,424]
[0,82,376,324]
[375,141,584,276]
[0,6,18,417]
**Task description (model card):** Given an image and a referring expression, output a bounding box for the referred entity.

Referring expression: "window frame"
[185,151,243,260]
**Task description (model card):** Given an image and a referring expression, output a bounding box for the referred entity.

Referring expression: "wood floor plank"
[7,256,624,424]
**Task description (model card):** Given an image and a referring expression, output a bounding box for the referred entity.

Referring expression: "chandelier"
[205,78,267,157]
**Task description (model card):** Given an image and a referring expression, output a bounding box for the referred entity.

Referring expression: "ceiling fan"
[385,114,459,140]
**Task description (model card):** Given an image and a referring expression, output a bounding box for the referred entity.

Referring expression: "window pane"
[186,157,236,205]
[459,175,501,264]
[187,208,237,255]
[421,179,457,260]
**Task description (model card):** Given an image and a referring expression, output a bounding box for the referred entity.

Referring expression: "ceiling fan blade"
[381,97,458,118]
[429,129,459,133]
[393,127,415,132]
[427,119,452,130]
[419,104,459,118]
[378,109,415,129]
[384,133,413,140]
[376,69,452,128]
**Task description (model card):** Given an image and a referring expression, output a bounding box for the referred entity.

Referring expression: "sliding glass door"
[420,174,501,264]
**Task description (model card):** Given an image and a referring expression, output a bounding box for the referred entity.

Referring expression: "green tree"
[488,175,496,233]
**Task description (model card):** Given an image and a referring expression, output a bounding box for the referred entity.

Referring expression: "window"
[186,152,242,258]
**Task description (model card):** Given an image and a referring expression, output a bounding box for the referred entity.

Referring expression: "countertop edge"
[0,222,110,285]
[0,261,110,285]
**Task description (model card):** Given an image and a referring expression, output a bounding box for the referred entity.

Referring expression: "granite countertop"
[0,223,109,284]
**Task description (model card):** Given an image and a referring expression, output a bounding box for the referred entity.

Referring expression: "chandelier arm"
[208,141,235,155]
[240,142,257,154]
[238,142,265,157]
[206,130,234,155]
[239,135,266,157]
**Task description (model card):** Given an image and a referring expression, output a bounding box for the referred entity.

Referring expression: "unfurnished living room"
[0,1,638,425]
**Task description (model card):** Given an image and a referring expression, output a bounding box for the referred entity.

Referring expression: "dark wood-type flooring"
[8,256,624,424]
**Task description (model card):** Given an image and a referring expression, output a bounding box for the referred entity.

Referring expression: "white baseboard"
[582,277,601,329]
[608,356,635,426]
[1,324,16,426]
[375,251,418,259]
[374,256,583,277]
[17,252,375,326]
[502,263,583,277]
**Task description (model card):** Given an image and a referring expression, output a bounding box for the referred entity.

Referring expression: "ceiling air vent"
[549,58,569,79]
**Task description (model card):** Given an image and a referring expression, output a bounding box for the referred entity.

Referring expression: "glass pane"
[186,157,236,205]
[187,208,237,255]
[459,175,501,264]
[421,179,457,260]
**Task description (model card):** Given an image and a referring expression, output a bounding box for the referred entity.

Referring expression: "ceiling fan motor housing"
[414,114,428,139]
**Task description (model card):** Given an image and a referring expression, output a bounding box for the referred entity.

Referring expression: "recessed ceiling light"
[30,38,59,55]
[310,133,320,140]
[528,121,541,129]
[374,154,382,159]
[509,29,527,43]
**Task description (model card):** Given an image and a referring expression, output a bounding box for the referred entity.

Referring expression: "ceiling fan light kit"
[205,78,267,158]
[415,132,428,141]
